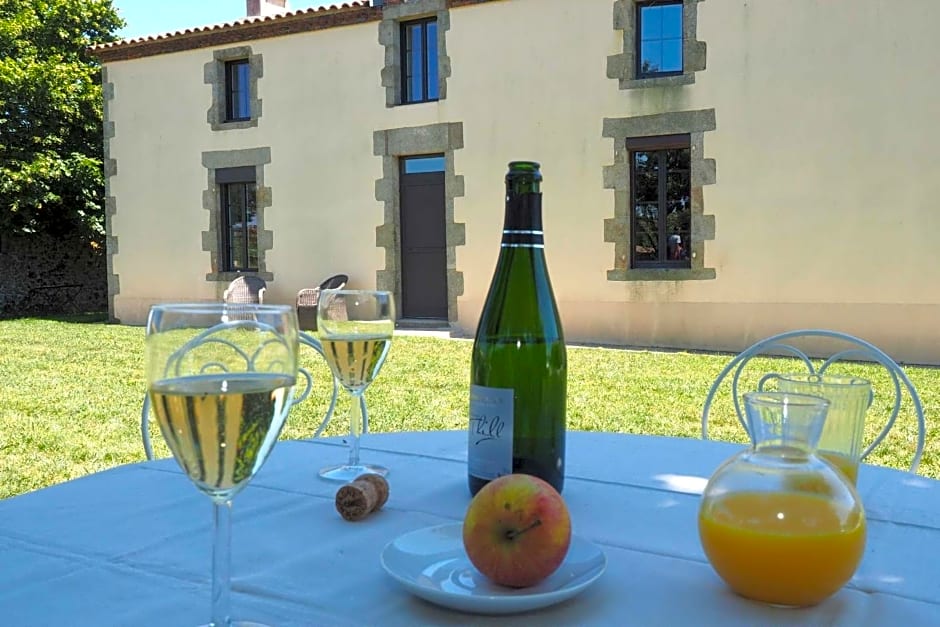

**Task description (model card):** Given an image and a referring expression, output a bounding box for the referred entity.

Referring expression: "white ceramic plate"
[380,523,606,615]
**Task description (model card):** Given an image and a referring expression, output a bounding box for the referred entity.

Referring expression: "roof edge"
[92,2,379,63]
[92,0,505,64]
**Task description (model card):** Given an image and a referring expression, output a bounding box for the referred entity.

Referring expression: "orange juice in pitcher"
[700,491,865,606]
[698,392,866,607]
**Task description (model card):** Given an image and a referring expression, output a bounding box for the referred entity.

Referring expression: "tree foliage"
[0,0,123,237]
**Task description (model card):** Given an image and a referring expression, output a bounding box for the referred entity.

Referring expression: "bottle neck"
[501,192,544,249]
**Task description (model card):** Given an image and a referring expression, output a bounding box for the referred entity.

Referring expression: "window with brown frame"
[628,134,691,268]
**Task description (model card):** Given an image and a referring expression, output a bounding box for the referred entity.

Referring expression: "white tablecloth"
[1,431,938,626]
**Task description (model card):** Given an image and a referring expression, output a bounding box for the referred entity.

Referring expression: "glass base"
[318,463,389,483]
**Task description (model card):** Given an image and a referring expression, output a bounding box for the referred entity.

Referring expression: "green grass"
[1,317,937,499]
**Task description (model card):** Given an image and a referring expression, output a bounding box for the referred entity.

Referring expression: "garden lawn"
[1,317,937,500]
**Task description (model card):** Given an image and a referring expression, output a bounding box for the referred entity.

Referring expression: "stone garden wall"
[0,232,107,317]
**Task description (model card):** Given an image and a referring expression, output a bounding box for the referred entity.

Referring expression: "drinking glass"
[145,303,299,627]
[317,289,394,482]
[760,373,872,485]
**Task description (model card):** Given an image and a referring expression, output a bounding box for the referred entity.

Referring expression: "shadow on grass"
[0,311,110,324]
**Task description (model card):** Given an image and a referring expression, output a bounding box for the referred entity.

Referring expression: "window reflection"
[222,182,258,271]
[401,18,439,103]
[407,23,424,102]
[403,155,445,174]
[629,139,691,267]
[225,60,251,121]
[638,2,683,77]
[426,21,439,99]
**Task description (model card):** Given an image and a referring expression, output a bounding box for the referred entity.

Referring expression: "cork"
[356,473,389,509]
[334,473,389,521]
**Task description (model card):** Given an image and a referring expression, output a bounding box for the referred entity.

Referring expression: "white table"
[1,431,938,626]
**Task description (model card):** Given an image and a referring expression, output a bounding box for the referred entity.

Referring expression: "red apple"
[462,474,572,588]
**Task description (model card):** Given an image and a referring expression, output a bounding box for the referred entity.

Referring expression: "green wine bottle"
[468,161,567,496]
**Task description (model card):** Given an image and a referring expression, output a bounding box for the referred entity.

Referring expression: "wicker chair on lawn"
[222,275,267,304]
[220,275,267,323]
[296,274,348,331]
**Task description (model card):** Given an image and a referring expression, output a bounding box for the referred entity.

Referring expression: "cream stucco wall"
[103,0,940,363]
[106,21,390,321]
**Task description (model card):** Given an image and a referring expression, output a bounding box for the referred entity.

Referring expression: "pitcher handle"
[757,373,782,391]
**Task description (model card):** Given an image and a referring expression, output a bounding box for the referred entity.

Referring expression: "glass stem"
[348,392,365,466]
[211,500,233,627]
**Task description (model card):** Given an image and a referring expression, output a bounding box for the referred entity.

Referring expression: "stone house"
[92,0,940,364]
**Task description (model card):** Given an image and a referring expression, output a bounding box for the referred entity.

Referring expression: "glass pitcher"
[698,391,866,607]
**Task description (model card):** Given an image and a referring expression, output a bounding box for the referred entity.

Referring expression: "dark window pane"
[411,25,424,100]
[230,233,245,269]
[629,140,691,267]
[226,186,245,232]
[666,171,690,204]
[225,60,250,121]
[666,200,691,232]
[634,151,653,172]
[634,211,659,262]
[235,62,250,118]
[666,147,691,169]
[667,196,691,216]
[222,182,257,271]
[666,231,687,260]
[635,170,659,202]
[407,24,424,102]
[426,21,439,99]
[245,186,258,270]
[402,25,413,100]
[404,155,445,173]
[226,184,246,269]
[635,203,658,220]
[635,247,658,262]
[225,65,235,120]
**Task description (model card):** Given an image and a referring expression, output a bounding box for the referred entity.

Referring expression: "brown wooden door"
[400,156,447,319]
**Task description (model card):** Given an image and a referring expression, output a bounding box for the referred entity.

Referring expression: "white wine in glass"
[150,372,294,498]
[146,303,299,627]
[317,289,394,482]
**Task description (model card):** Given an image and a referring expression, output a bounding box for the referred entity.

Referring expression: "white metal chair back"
[701,329,926,473]
[142,331,340,461]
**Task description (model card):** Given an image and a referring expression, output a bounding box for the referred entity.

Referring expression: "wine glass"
[145,303,299,627]
[316,289,394,482]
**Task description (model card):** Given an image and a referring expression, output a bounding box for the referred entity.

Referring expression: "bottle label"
[468,384,514,480]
